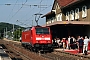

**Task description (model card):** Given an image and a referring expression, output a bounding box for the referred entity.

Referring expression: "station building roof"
[57,0,78,8]
[41,11,55,18]
[42,0,81,17]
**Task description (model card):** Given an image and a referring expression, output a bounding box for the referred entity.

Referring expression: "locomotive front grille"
[34,44,52,50]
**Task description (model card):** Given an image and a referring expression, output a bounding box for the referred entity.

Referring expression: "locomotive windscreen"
[35,27,50,34]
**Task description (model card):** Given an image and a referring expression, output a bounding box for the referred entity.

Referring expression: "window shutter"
[60,13,62,21]
[57,13,62,21]
[66,12,68,20]
[72,10,74,20]
[75,8,79,19]
[58,14,60,21]
[70,10,74,20]
[85,6,87,17]
[82,8,84,17]
[68,12,69,21]
[66,12,69,21]
[57,14,59,21]
[82,6,87,18]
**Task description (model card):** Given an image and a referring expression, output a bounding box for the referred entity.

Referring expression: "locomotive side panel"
[21,30,31,47]
[21,26,53,52]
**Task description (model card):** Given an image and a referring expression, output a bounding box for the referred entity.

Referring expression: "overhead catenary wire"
[15,5,36,27]
[5,0,18,22]
[20,1,52,27]
[39,0,43,12]
[17,0,44,26]
[22,0,52,25]
[16,20,32,27]
[3,0,51,24]
[16,4,51,21]
[35,0,43,24]
[1,3,51,7]
[25,4,52,26]
[2,0,52,27]
[7,0,27,22]
[25,0,43,26]
[14,4,51,26]
[19,7,35,21]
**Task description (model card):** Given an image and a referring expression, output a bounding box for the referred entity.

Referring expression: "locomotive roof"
[22,25,48,32]
[22,27,32,32]
[34,25,42,27]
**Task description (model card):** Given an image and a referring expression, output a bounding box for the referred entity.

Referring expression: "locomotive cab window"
[35,27,49,34]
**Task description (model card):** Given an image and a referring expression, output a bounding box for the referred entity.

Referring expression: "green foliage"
[0,22,25,40]
[0,22,23,32]
[13,28,22,41]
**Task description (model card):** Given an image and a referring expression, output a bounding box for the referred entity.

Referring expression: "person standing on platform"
[62,38,67,49]
[76,36,81,49]
[56,38,61,48]
[70,36,74,49]
[67,36,71,49]
[78,37,84,53]
[53,38,58,47]
[19,37,22,42]
[83,36,90,55]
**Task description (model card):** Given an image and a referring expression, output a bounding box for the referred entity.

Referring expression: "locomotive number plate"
[40,41,46,43]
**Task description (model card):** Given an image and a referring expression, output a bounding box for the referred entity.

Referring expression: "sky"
[0,0,54,27]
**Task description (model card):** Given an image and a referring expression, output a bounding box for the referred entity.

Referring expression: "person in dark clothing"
[70,37,74,49]
[78,37,84,53]
[53,38,58,48]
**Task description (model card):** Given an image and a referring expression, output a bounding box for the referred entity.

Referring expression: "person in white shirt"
[19,37,22,42]
[67,36,70,49]
[56,38,60,48]
[83,36,90,54]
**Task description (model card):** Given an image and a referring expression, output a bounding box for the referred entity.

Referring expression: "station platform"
[0,46,11,60]
[54,48,90,56]
[54,49,79,54]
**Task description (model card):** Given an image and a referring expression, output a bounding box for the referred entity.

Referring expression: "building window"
[82,5,87,18]
[70,10,74,20]
[75,8,79,19]
[66,12,69,21]
[57,13,62,21]
[57,14,59,21]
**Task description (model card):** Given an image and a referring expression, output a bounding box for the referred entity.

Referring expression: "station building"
[42,0,90,39]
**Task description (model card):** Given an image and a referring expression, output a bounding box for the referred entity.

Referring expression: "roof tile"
[57,0,78,7]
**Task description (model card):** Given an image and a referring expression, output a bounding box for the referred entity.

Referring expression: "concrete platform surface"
[0,46,11,60]
[54,48,90,56]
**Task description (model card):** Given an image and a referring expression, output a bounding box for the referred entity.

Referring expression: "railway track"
[0,40,49,60]
[0,42,32,60]
[1,39,90,60]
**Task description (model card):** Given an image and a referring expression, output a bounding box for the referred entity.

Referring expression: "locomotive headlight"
[45,38,50,40]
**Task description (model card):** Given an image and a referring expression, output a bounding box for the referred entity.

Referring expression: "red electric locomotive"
[21,26,53,52]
